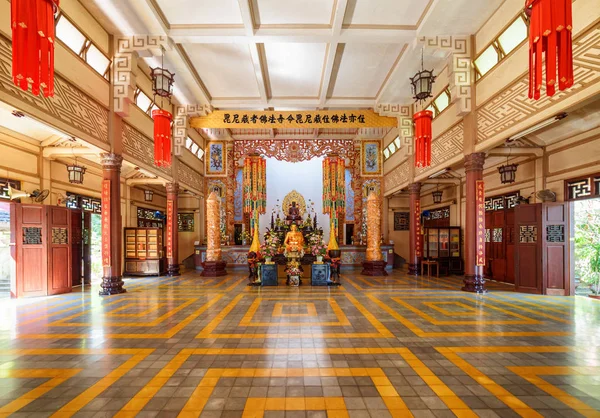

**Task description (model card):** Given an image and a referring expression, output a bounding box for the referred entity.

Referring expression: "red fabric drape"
[152,109,172,168]
[413,110,433,168]
[11,0,59,97]
[526,0,573,100]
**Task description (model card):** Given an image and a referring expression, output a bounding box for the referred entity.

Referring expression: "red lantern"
[152,109,172,168]
[526,0,574,100]
[11,0,60,97]
[413,110,433,168]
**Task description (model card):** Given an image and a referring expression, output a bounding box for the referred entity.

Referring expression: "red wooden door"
[16,204,47,297]
[70,210,83,286]
[505,209,516,284]
[515,204,542,294]
[542,203,570,295]
[47,207,72,295]
[82,212,91,285]
[491,210,506,282]
[484,211,492,278]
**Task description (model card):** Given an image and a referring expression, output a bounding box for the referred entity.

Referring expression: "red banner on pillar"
[476,180,485,266]
[101,180,111,267]
[166,200,174,259]
[415,200,422,257]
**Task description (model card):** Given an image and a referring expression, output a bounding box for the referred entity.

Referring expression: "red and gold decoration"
[415,199,422,258]
[242,154,267,217]
[476,180,485,266]
[413,110,433,168]
[101,179,111,267]
[11,0,60,97]
[361,191,387,276]
[152,109,172,168]
[322,154,345,217]
[166,200,174,259]
[206,191,222,262]
[526,0,574,100]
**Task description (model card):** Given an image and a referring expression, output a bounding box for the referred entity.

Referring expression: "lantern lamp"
[432,189,443,204]
[410,49,436,103]
[66,162,86,184]
[144,189,154,202]
[150,67,175,99]
[498,163,518,184]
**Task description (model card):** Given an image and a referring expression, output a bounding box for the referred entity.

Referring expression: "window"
[474,13,528,80]
[55,14,111,80]
[383,136,400,161]
[185,137,204,161]
[425,87,452,118]
[134,88,154,115]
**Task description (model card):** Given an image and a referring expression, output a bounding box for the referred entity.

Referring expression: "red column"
[166,182,180,276]
[100,153,126,295]
[463,152,487,293]
[408,182,422,275]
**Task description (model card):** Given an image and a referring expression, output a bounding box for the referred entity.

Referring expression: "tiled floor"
[1,268,599,418]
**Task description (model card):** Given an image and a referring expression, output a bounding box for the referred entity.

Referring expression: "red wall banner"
[166,200,174,259]
[101,180,111,267]
[476,180,485,266]
[415,200,422,257]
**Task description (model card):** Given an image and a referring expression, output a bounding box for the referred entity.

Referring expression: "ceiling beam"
[318,0,347,106]
[488,147,544,158]
[42,147,98,159]
[209,97,376,109]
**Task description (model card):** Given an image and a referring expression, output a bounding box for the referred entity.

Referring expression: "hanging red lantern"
[413,110,433,168]
[152,109,172,167]
[526,0,574,100]
[11,0,60,97]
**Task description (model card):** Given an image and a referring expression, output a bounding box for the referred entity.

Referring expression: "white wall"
[258,157,330,239]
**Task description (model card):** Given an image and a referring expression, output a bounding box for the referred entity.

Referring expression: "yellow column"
[206,191,222,262]
[366,192,382,262]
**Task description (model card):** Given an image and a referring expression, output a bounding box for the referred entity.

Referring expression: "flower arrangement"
[309,235,327,257]
[260,243,278,258]
[261,229,281,259]
[285,260,303,277]
[240,230,252,244]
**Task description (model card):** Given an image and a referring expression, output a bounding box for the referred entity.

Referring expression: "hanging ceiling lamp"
[410,49,436,103]
[498,155,518,184]
[11,0,60,97]
[144,189,154,202]
[151,47,175,168]
[66,158,86,184]
[432,187,443,204]
[526,0,573,100]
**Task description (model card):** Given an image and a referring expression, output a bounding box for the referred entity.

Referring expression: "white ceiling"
[82,0,504,109]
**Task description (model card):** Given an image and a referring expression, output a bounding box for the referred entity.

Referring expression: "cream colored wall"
[388,196,410,262]
[178,195,202,263]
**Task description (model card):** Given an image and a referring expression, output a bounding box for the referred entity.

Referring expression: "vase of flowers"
[308,233,327,263]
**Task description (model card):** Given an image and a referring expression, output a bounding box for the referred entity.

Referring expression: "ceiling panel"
[183,44,261,98]
[331,43,405,98]
[343,0,430,27]
[154,0,243,25]
[252,0,335,26]
[264,43,327,97]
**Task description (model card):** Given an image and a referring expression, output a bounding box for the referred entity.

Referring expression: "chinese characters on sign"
[415,200,422,257]
[101,180,111,267]
[222,112,366,125]
[476,180,485,266]
[166,200,174,259]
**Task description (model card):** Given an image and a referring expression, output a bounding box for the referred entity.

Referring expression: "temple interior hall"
[0,0,600,417]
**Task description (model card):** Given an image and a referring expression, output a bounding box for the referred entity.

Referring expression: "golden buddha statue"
[284,224,305,253]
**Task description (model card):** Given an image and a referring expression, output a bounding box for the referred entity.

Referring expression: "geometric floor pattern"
[0,268,599,418]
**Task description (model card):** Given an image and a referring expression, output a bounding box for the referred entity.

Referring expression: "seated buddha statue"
[284,224,305,253]
[286,202,302,225]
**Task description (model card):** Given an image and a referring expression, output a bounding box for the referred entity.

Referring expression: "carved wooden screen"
[564,173,600,201]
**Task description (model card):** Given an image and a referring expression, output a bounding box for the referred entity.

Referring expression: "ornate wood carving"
[122,123,171,177]
[384,160,410,192]
[177,162,203,193]
[233,139,356,165]
[415,122,464,176]
[0,34,109,144]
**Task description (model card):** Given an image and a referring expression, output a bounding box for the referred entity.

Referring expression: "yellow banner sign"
[190,109,397,129]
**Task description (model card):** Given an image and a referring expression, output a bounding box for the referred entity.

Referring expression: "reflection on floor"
[0,268,599,418]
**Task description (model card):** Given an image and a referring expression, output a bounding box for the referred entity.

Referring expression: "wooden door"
[47,206,72,295]
[505,209,516,284]
[514,204,542,294]
[70,210,83,286]
[15,204,47,297]
[491,210,506,282]
[484,211,492,278]
[82,212,91,285]
[542,203,570,295]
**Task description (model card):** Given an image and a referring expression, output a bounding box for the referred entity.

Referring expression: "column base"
[361,260,388,276]
[99,276,126,296]
[167,263,181,277]
[408,262,420,276]
[201,261,228,277]
[462,274,487,294]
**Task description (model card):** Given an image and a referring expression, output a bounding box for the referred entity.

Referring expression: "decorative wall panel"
[345,168,355,222]
[178,213,195,232]
[177,162,203,193]
[233,139,356,164]
[546,225,565,243]
[423,207,450,221]
[122,123,171,176]
[393,212,409,231]
[416,123,464,176]
[0,35,109,144]
[52,227,68,244]
[485,229,491,243]
[519,225,537,243]
[234,168,243,222]
[485,192,520,211]
[477,24,600,143]
[493,228,503,243]
[384,160,409,192]
[66,193,101,213]
[23,227,42,245]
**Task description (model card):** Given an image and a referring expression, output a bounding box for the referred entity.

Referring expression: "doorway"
[573,198,600,296]
[90,213,102,283]
[0,202,14,298]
